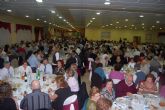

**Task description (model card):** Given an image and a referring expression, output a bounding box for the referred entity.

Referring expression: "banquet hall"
[0,0,165,110]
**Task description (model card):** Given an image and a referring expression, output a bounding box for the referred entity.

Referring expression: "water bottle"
[24,72,27,82]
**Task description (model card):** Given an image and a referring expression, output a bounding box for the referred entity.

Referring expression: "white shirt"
[39,64,53,74]
[0,66,14,80]
[18,66,32,75]
[55,52,60,61]
[67,77,79,92]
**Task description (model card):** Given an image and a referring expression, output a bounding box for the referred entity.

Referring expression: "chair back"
[63,95,79,110]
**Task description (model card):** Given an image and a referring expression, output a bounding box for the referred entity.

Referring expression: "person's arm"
[20,96,27,109]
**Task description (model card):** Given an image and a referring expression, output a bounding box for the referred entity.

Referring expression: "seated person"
[65,67,79,94]
[100,79,115,101]
[109,64,124,84]
[0,81,17,110]
[54,60,65,75]
[0,61,14,80]
[116,68,137,97]
[38,58,53,74]
[18,60,32,76]
[96,97,112,110]
[82,86,101,110]
[20,80,51,110]
[138,73,158,94]
[49,75,73,110]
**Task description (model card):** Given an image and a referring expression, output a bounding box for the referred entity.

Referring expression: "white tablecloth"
[112,94,165,110]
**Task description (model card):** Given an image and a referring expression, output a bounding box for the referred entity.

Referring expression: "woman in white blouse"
[18,61,32,76]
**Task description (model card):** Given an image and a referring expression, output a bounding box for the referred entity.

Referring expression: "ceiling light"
[139,15,144,18]
[96,12,101,15]
[156,21,160,23]
[141,23,144,25]
[51,10,55,14]
[116,21,119,24]
[63,19,66,22]
[131,24,134,27]
[36,0,43,3]
[36,18,40,21]
[124,26,127,28]
[142,27,144,29]
[90,20,93,23]
[59,16,62,19]
[92,18,95,20]
[160,28,162,30]
[44,21,47,23]
[152,25,155,27]
[125,19,128,22]
[25,15,29,18]
[106,25,109,26]
[49,23,52,25]
[7,9,12,12]
[104,0,111,5]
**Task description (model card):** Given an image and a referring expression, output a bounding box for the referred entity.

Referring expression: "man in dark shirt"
[20,80,51,110]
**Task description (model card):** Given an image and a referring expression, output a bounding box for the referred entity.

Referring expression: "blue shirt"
[94,67,106,81]
[28,54,39,68]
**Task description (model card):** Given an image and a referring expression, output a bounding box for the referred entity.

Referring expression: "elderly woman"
[100,79,115,101]
[83,86,101,110]
[138,74,158,94]
[0,81,17,110]
[116,68,137,97]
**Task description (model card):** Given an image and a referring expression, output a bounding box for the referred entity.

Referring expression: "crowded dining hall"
[0,0,165,110]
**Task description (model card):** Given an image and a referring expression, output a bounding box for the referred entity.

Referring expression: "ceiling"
[0,0,165,31]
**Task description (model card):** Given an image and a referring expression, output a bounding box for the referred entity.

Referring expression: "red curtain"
[0,21,11,33]
[16,24,32,33]
[34,27,44,41]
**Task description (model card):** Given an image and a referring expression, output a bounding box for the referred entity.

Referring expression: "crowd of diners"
[0,37,165,110]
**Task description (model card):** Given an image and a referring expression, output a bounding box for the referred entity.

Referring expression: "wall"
[0,13,43,45]
[85,27,161,43]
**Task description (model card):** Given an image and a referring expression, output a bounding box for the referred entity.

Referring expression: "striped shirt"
[20,89,51,110]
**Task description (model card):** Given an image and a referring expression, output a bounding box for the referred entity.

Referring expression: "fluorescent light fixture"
[59,16,62,19]
[131,24,134,26]
[63,19,66,22]
[92,17,95,20]
[141,23,144,25]
[96,12,101,15]
[44,21,47,23]
[36,18,40,21]
[36,0,43,3]
[152,25,155,27]
[7,9,12,12]
[110,24,113,25]
[139,15,144,18]
[51,10,55,14]
[116,21,119,23]
[25,15,29,18]
[49,23,52,24]
[124,26,127,28]
[106,25,109,26]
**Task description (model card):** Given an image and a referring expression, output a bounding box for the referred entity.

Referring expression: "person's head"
[145,73,155,83]
[57,60,64,68]
[105,79,113,91]
[116,56,121,63]
[23,61,28,68]
[96,63,103,68]
[70,63,77,71]
[0,81,12,101]
[114,64,121,71]
[96,97,112,110]
[90,86,100,102]
[66,68,74,78]
[55,75,68,88]
[31,80,41,91]
[125,68,134,85]
[43,58,48,65]
[95,57,100,63]
[4,61,10,69]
